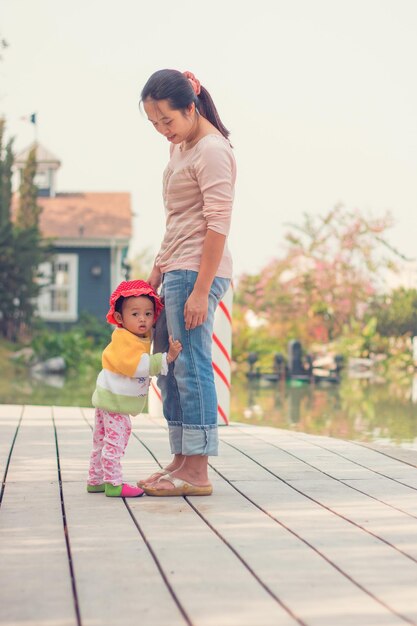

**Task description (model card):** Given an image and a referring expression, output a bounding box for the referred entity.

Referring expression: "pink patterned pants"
[88,408,132,486]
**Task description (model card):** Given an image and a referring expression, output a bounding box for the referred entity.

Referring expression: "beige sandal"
[137,469,168,488]
[143,472,213,497]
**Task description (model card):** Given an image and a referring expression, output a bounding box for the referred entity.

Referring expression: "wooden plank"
[129,495,299,626]
[0,405,77,626]
[189,478,405,626]
[317,439,417,489]
[215,431,417,624]
[0,404,22,483]
[222,429,417,531]
[360,442,417,469]
[0,404,22,421]
[84,411,299,625]
[53,406,188,626]
[137,422,407,625]
[2,406,417,626]
[133,422,300,626]
[252,427,417,479]
[224,426,417,516]
[285,432,417,483]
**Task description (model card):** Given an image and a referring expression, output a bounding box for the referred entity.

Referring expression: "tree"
[0,119,16,338]
[16,147,40,229]
[369,288,417,337]
[0,131,50,340]
[235,205,405,348]
[0,119,14,227]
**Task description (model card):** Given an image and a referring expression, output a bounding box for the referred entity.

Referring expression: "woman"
[138,69,236,496]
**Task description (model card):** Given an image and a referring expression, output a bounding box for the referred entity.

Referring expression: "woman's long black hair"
[140,69,230,140]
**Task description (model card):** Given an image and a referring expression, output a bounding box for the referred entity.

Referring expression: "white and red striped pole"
[212,284,233,424]
[148,284,233,425]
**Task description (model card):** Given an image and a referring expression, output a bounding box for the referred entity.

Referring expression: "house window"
[33,170,49,189]
[38,254,78,321]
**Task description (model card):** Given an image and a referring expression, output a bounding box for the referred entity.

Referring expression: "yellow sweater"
[92,328,166,416]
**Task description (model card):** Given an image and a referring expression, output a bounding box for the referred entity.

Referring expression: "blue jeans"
[153,270,230,456]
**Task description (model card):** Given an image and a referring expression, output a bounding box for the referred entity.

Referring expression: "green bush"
[78,312,112,347]
[368,288,417,337]
[333,316,414,372]
[31,328,101,372]
[31,329,87,367]
[28,313,111,374]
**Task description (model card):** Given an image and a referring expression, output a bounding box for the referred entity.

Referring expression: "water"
[2,366,417,449]
[231,373,417,449]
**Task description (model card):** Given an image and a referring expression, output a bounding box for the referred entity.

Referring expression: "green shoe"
[104,483,123,497]
[87,483,105,493]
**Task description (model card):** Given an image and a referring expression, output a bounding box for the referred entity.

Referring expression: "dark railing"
[246,340,343,384]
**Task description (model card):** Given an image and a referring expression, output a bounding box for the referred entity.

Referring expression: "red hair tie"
[183,70,201,96]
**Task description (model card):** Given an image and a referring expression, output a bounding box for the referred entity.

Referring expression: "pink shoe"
[120,483,144,498]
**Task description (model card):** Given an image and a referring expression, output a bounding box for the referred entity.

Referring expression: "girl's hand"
[147,266,162,291]
[167,336,182,363]
[184,290,209,330]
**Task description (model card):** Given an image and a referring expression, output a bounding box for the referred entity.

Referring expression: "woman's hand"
[184,289,209,330]
[147,266,162,291]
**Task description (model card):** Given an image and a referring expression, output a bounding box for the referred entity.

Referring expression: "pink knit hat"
[106,279,163,327]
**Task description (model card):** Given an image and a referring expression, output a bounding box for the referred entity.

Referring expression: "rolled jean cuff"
[183,425,219,456]
[168,424,183,455]
[168,424,219,456]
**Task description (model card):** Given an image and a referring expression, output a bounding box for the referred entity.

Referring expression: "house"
[14,142,132,325]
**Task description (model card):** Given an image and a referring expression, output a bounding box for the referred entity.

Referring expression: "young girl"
[137,69,236,496]
[87,279,182,497]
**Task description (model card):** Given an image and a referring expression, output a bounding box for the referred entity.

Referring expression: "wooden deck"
[1,405,417,626]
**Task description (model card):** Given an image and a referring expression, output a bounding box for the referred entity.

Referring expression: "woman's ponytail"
[196,86,230,141]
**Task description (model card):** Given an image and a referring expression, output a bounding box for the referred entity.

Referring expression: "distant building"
[14,142,132,325]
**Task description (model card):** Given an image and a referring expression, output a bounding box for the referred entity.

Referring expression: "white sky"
[1,0,416,279]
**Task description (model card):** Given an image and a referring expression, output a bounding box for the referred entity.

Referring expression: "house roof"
[12,192,132,240]
[15,142,61,169]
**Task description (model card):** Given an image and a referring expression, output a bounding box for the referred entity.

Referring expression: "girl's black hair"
[115,294,155,315]
[140,69,230,140]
